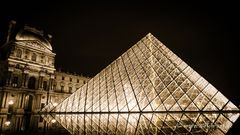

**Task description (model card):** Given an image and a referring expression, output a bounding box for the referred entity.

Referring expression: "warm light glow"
[5,121,11,126]
[43,33,239,134]
[51,119,56,123]
[8,100,14,105]
[53,102,58,107]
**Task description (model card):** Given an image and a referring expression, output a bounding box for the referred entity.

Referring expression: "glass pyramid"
[42,33,239,135]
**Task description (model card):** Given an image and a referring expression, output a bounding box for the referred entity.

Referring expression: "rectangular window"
[41,56,44,63]
[53,84,56,90]
[70,78,72,82]
[77,79,79,83]
[61,86,64,92]
[62,76,64,80]
[41,103,45,109]
[43,81,48,90]
[69,87,72,93]
[12,76,18,87]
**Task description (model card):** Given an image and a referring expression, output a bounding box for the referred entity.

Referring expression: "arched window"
[12,76,18,87]
[61,86,64,92]
[25,50,29,59]
[75,84,80,90]
[41,56,45,63]
[69,87,72,93]
[24,95,33,112]
[16,49,22,58]
[43,81,48,90]
[68,83,73,93]
[28,76,36,89]
[31,53,37,61]
[48,58,54,66]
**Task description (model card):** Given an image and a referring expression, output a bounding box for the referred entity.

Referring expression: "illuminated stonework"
[43,33,239,134]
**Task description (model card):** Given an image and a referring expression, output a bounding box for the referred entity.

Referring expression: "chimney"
[6,20,16,43]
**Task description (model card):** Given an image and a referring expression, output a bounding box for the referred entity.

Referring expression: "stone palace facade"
[0,20,89,134]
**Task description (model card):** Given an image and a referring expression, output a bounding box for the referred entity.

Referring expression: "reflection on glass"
[0,114,70,134]
[40,33,239,134]
[42,112,239,135]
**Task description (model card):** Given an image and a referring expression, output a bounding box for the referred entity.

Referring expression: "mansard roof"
[15,25,52,51]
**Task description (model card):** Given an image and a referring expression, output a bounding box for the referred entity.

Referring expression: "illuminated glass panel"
[42,33,239,135]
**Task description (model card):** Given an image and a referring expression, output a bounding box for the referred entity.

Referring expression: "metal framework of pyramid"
[42,33,239,135]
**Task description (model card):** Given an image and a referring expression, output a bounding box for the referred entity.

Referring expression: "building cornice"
[8,58,56,71]
[14,41,56,56]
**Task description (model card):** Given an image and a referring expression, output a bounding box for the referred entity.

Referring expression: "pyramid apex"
[145,33,158,41]
[43,33,239,134]
[146,32,153,37]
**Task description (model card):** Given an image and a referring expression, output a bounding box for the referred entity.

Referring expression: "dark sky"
[0,1,239,133]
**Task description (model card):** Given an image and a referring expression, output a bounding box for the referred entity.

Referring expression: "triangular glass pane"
[170,103,182,111]
[155,104,166,111]
[204,101,218,111]
[185,113,200,122]
[223,113,240,123]
[185,102,199,111]
[223,101,239,111]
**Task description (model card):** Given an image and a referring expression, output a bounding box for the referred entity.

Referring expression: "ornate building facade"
[0,21,239,135]
[0,21,89,134]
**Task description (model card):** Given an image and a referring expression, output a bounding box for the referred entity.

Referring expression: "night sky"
[0,1,239,133]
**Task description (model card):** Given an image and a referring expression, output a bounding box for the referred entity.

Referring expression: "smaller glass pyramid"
[42,33,239,135]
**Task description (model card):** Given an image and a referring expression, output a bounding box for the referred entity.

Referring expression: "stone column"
[22,70,29,88]
[6,71,13,86]
[21,94,24,109]
[16,94,24,113]
[48,79,51,91]
[0,92,6,108]
[37,76,40,89]
[21,73,26,88]
[49,74,55,91]
[25,74,29,88]
[38,71,45,90]
[39,76,43,89]
[16,94,20,108]
[18,94,23,108]
[34,94,41,111]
